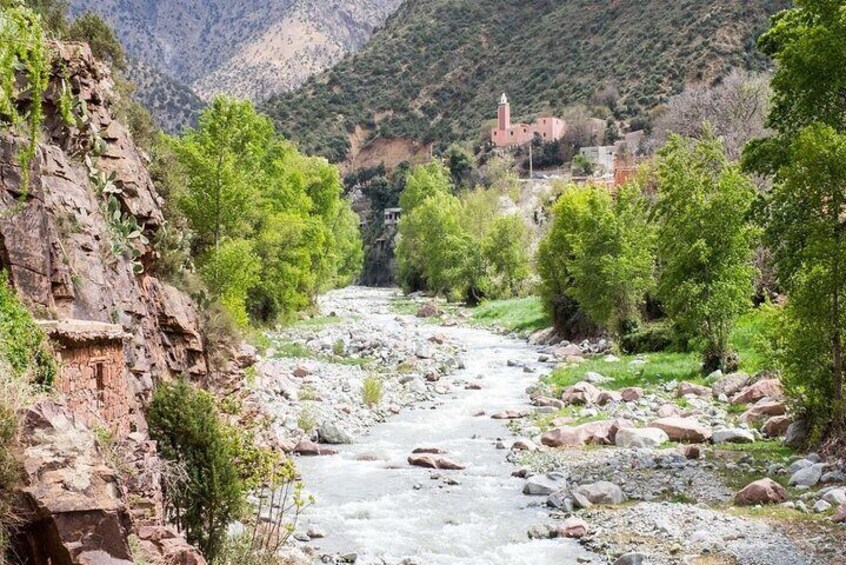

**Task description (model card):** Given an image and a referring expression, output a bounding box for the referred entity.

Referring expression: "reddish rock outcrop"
[651,417,712,443]
[540,419,631,447]
[734,478,787,506]
[560,381,601,405]
[407,454,466,470]
[731,378,783,404]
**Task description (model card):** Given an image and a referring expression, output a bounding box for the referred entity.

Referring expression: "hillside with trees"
[263,0,789,163]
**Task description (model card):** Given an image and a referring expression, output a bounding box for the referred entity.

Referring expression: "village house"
[384,207,402,227]
[491,93,566,148]
[37,319,137,437]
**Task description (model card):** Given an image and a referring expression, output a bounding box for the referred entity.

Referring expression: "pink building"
[490,93,566,148]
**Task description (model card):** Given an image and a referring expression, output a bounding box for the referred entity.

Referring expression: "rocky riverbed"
[251,287,845,564]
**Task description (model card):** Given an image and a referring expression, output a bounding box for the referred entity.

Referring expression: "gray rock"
[615,427,670,449]
[712,428,755,444]
[784,419,809,448]
[813,499,832,513]
[571,481,626,508]
[584,371,608,384]
[788,458,813,474]
[789,463,824,487]
[613,553,650,565]
[823,488,846,506]
[711,372,749,397]
[318,421,354,444]
[822,470,846,483]
[546,492,574,512]
[523,473,566,495]
[527,525,554,539]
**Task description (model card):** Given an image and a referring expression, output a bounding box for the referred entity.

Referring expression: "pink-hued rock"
[292,364,311,378]
[555,517,589,539]
[294,440,337,456]
[655,403,682,418]
[553,344,583,358]
[540,419,632,447]
[761,415,793,438]
[428,333,446,344]
[740,399,788,425]
[731,378,783,404]
[560,381,601,405]
[678,445,701,460]
[620,387,643,402]
[833,503,846,523]
[677,382,711,397]
[734,478,788,506]
[651,417,712,443]
[597,390,622,406]
[491,409,530,420]
[533,396,565,409]
[511,439,539,451]
[407,454,466,470]
[465,382,482,390]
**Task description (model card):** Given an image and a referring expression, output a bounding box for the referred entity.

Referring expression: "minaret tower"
[498,93,511,131]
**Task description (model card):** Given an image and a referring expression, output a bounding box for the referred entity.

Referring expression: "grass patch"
[548,307,777,392]
[472,296,551,334]
[389,296,423,316]
[273,341,313,359]
[713,439,794,459]
[290,315,343,329]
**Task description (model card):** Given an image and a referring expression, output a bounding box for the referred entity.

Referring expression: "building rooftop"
[37,319,130,344]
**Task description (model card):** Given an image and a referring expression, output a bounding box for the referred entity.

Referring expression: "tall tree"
[656,133,758,372]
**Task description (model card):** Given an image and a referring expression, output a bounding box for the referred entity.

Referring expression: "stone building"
[384,207,402,227]
[491,93,566,148]
[38,319,137,438]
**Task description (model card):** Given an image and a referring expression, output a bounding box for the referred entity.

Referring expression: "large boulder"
[294,440,337,456]
[739,399,787,425]
[614,427,670,449]
[712,427,755,444]
[734,478,787,506]
[553,344,583,358]
[619,387,643,402]
[731,378,783,404]
[407,454,465,470]
[834,503,846,523]
[571,481,626,508]
[554,517,589,539]
[651,417,712,442]
[541,419,631,447]
[789,463,824,487]
[318,421,354,444]
[762,415,792,438]
[711,372,750,397]
[523,473,566,495]
[560,381,601,405]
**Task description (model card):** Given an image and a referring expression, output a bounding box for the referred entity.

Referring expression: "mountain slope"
[68,0,403,101]
[262,0,789,163]
[126,60,205,133]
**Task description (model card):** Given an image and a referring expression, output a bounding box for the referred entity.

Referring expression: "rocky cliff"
[68,0,403,102]
[0,42,222,564]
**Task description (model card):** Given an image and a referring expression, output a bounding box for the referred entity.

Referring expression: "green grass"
[548,308,778,392]
[472,296,550,334]
[290,315,344,329]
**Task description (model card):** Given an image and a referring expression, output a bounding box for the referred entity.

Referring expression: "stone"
[511,439,538,452]
[619,387,643,402]
[734,478,787,506]
[416,302,440,318]
[789,463,824,487]
[554,344,583,358]
[540,419,631,447]
[679,445,701,460]
[613,553,649,565]
[788,458,813,474]
[490,409,530,420]
[740,400,787,425]
[560,381,601,405]
[762,415,792,438]
[614,427,670,449]
[596,390,622,406]
[833,503,846,523]
[822,470,846,483]
[527,525,554,539]
[584,371,608,384]
[407,454,465,470]
[712,427,755,444]
[571,481,626,508]
[813,500,832,513]
[822,488,846,506]
[651,417,712,442]
[412,447,447,454]
[533,396,565,409]
[292,364,311,378]
[294,440,337,456]
[655,404,681,418]
[523,473,565,495]
[711,372,750,397]
[677,382,711,397]
[784,419,809,448]
[318,421,354,444]
[554,517,589,539]
[731,378,783,404]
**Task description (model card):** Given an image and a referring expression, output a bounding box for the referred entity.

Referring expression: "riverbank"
[253,288,845,564]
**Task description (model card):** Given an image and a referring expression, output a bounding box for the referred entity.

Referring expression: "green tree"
[66,11,125,70]
[147,380,244,561]
[200,239,260,327]
[482,214,531,298]
[656,133,758,372]
[399,161,452,212]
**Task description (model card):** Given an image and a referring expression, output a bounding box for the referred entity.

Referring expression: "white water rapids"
[293,288,589,564]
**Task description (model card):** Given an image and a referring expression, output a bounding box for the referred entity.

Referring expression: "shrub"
[0,276,56,386]
[297,405,318,433]
[361,376,383,407]
[620,321,675,354]
[147,380,244,561]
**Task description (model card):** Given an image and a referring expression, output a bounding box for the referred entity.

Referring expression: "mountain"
[68,0,403,102]
[125,60,206,133]
[261,0,790,164]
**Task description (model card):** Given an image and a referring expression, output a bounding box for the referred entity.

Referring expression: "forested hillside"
[263,0,789,163]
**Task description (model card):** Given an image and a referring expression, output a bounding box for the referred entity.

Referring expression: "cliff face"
[0,42,211,564]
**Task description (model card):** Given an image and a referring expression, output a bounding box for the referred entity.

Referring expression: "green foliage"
[168,97,362,325]
[0,3,50,193]
[0,275,56,386]
[537,183,654,339]
[655,132,758,372]
[361,375,382,407]
[482,214,531,298]
[472,296,550,334]
[66,11,125,70]
[263,0,786,160]
[571,153,595,176]
[147,380,244,561]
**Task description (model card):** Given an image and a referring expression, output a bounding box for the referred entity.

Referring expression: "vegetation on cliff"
[263,0,789,162]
